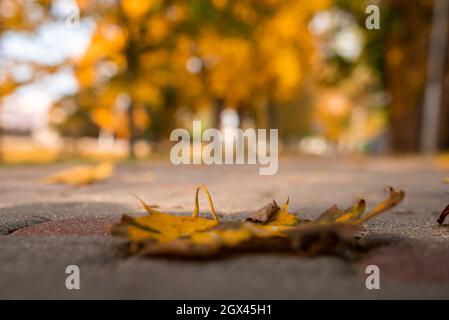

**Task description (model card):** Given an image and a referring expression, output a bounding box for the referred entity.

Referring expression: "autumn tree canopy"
[59,0,330,156]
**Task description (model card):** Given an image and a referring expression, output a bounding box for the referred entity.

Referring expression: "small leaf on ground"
[434,154,449,169]
[41,162,114,186]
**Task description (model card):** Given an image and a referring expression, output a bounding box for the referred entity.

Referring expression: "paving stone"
[361,246,449,284]
[12,217,119,236]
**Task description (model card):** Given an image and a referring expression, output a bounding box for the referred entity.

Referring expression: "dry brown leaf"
[265,198,299,227]
[111,186,405,257]
[246,198,299,227]
[246,201,280,223]
[41,162,114,186]
[437,204,449,225]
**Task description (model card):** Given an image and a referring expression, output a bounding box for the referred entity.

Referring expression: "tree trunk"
[127,100,136,158]
[125,37,138,159]
[0,126,3,163]
[266,97,277,130]
[420,0,449,153]
[439,41,449,149]
[213,97,224,129]
[384,0,433,152]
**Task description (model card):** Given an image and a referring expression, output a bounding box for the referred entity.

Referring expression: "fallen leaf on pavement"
[437,204,449,225]
[434,153,449,169]
[111,186,405,257]
[41,162,114,186]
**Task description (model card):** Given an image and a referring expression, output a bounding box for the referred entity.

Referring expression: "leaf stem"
[192,185,219,222]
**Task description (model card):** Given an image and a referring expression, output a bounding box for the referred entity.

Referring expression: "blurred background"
[0,0,448,164]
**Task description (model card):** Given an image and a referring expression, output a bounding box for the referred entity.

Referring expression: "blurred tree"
[383,0,434,152]
[439,28,449,151]
[421,0,449,153]
[178,0,330,130]
[334,0,449,153]
[69,0,329,156]
[70,0,183,157]
[1,0,330,161]
[339,0,449,153]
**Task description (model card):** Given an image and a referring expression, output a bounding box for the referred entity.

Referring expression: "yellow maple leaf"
[112,186,219,244]
[111,186,405,257]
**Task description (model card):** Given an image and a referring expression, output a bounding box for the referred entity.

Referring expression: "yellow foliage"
[198,31,254,103]
[212,0,228,9]
[146,15,170,42]
[92,108,115,131]
[269,48,302,99]
[233,2,257,24]
[131,78,162,105]
[121,0,155,19]
[133,105,151,130]
[70,0,333,138]
[78,22,126,73]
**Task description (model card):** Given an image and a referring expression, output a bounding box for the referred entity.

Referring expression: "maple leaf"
[111,186,219,246]
[353,187,405,224]
[437,204,449,225]
[41,162,114,186]
[111,186,405,257]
